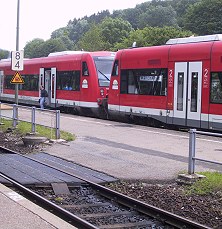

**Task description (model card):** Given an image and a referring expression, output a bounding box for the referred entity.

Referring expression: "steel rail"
[0,146,211,229]
[0,172,98,229]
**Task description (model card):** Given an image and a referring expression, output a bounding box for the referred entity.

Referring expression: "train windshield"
[94,56,114,87]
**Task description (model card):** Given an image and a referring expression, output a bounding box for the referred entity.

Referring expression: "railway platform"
[0,183,77,229]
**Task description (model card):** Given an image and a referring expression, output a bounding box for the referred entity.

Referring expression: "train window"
[19,74,39,91]
[120,72,127,94]
[190,72,198,112]
[111,60,119,76]
[120,68,167,96]
[4,75,15,89]
[56,71,80,91]
[82,62,89,76]
[210,72,222,104]
[4,74,39,91]
[177,73,184,111]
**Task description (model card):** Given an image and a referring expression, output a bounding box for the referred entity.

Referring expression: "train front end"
[81,51,116,118]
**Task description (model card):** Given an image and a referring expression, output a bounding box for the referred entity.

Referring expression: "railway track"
[0,147,211,229]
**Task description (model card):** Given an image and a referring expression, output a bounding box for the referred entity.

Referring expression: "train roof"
[118,45,170,68]
[48,50,88,56]
[48,50,115,57]
[0,50,115,65]
[166,34,222,45]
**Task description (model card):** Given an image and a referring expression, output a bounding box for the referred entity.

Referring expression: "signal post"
[11,50,24,104]
[11,50,24,126]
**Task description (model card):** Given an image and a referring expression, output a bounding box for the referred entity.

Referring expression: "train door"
[0,71,3,96]
[50,68,56,105]
[173,62,202,127]
[39,68,56,107]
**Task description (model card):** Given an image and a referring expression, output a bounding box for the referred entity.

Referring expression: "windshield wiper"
[98,70,110,81]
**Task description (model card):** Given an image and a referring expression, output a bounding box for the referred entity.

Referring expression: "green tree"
[51,27,69,39]
[86,10,111,24]
[24,38,45,58]
[113,8,142,29]
[170,0,201,27]
[24,38,67,58]
[183,0,222,35]
[77,24,108,51]
[114,26,193,50]
[67,19,90,44]
[138,5,178,28]
[100,17,133,47]
[57,36,74,50]
[0,49,10,60]
[41,38,67,57]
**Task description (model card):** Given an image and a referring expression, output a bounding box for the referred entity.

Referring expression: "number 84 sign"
[11,50,24,71]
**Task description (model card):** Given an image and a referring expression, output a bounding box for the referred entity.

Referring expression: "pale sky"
[0,0,146,51]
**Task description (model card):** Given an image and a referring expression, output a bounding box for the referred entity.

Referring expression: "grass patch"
[0,118,75,141]
[185,171,222,195]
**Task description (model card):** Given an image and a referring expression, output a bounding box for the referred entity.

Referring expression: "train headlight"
[100,89,104,96]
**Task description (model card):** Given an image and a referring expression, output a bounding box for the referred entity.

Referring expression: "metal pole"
[0,102,4,126]
[15,0,20,105]
[188,129,196,174]
[31,107,36,133]
[55,110,60,139]
[0,102,1,120]
[13,104,18,127]
[0,102,2,125]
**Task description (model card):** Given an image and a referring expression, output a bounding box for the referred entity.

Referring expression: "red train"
[108,34,222,131]
[1,34,222,131]
[0,51,115,116]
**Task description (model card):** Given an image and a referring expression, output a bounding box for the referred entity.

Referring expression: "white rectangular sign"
[11,50,24,71]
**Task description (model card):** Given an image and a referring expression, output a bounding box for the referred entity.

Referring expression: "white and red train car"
[0,51,115,115]
[108,34,222,130]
